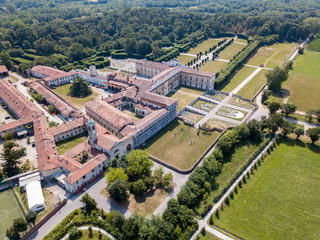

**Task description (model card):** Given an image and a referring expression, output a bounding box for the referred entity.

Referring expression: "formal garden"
[210,138,320,240]
[216,106,248,121]
[179,110,204,125]
[192,99,217,112]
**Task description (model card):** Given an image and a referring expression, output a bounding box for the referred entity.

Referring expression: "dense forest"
[0,0,320,73]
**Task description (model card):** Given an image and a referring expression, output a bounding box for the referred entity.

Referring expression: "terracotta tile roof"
[63,140,90,159]
[106,80,129,88]
[64,154,107,184]
[96,133,119,151]
[30,81,75,117]
[179,66,216,78]
[84,99,134,130]
[58,155,82,173]
[0,79,42,117]
[136,60,171,70]
[140,92,177,108]
[0,116,33,133]
[0,65,8,73]
[47,117,85,136]
[31,65,65,78]
[43,71,77,82]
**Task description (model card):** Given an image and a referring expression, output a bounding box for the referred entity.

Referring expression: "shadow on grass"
[280,137,320,154]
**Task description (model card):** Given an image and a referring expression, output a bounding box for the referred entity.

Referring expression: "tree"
[69,77,92,97]
[281,121,296,137]
[80,193,97,213]
[298,47,304,54]
[106,167,128,185]
[13,217,27,233]
[6,226,19,240]
[26,211,37,226]
[126,150,153,180]
[295,128,304,139]
[69,227,83,240]
[281,103,297,117]
[3,132,13,140]
[1,141,22,177]
[162,173,173,188]
[0,50,12,69]
[131,179,147,196]
[266,66,289,92]
[154,167,164,187]
[31,92,43,103]
[306,128,320,144]
[48,105,56,113]
[68,43,87,62]
[268,102,281,114]
[247,119,262,140]
[108,179,128,202]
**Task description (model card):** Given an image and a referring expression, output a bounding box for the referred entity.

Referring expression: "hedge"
[237,33,249,40]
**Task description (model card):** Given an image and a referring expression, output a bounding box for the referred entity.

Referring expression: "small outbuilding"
[0,65,9,77]
[26,181,46,212]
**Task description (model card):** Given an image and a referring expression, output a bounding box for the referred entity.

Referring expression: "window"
[83,175,86,179]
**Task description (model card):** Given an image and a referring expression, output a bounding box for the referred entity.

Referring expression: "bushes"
[111,50,128,59]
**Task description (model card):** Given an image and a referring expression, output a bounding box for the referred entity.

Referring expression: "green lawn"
[218,42,246,60]
[195,137,269,214]
[188,39,220,55]
[307,38,320,52]
[237,69,267,99]
[192,100,217,112]
[197,231,221,240]
[144,119,220,169]
[57,135,88,155]
[200,61,229,73]
[177,54,196,65]
[219,66,256,92]
[211,139,320,240]
[292,51,320,76]
[234,39,248,44]
[52,83,99,109]
[167,86,204,112]
[247,42,298,68]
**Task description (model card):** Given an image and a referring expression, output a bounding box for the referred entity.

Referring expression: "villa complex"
[0,59,215,193]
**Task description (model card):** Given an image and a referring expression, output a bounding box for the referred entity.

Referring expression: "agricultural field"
[292,51,320,76]
[211,139,320,240]
[52,83,99,109]
[177,54,195,66]
[196,137,269,215]
[237,69,267,99]
[199,61,229,73]
[218,42,246,60]
[307,38,320,52]
[247,42,298,68]
[188,39,220,55]
[219,66,256,92]
[144,119,220,170]
[167,86,204,112]
[0,189,25,240]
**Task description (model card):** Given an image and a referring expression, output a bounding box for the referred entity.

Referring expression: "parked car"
[31,141,35,147]
[5,116,11,120]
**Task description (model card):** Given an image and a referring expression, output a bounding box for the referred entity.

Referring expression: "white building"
[26,181,46,212]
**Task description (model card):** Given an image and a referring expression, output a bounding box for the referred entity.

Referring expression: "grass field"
[197,231,221,240]
[144,119,220,169]
[247,42,298,68]
[192,100,217,112]
[52,83,99,109]
[307,38,320,52]
[57,134,88,155]
[200,61,229,73]
[195,137,268,214]
[177,54,196,65]
[0,189,24,240]
[188,39,220,55]
[234,39,248,44]
[211,139,320,240]
[292,51,320,76]
[167,87,204,112]
[218,42,246,60]
[237,69,267,99]
[219,66,256,92]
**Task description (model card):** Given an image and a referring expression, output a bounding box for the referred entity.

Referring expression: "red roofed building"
[0,65,9,77]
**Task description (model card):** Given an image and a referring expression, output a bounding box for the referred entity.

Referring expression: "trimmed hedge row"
[215,40,260,87]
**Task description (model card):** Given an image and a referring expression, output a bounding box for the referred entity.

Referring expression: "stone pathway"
[61,225,116,240]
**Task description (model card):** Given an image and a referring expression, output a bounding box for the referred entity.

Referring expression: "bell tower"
[86,119,97,145]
